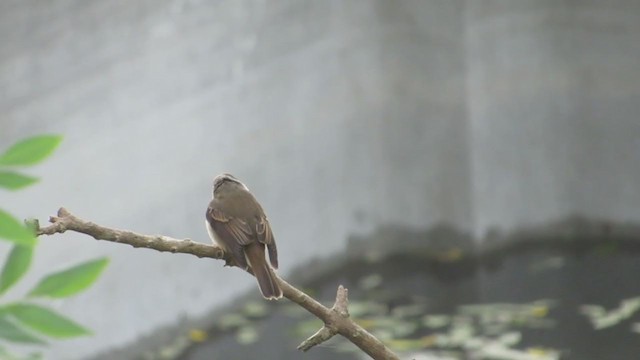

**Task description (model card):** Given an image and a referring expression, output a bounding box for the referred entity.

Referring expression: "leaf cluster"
[0,136,108,358]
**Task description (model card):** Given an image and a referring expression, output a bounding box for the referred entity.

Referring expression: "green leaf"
[0,316,46,345]
[28,258,109,298]
[0,135,62,166]
[0,171,39,190]
[0,209,36,246]
[0,346,43,360]
[4,303,91,338]
[0,245,33,294]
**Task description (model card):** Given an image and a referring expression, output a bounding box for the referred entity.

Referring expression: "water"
[179,235,640,360]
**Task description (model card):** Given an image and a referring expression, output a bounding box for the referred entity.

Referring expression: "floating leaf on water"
[621,297,640,315]
[437,317,476,344]
[450,315,474,328]
[476,342,561,360]
[157,336,189,360]
[218,313,248,330]
[385,338,425,351]
[358,274,383,290]
[419,334,438,348]
[235,326,258,345]
[354,318,377,329]
[422,314,450,329]
[188,329,208,342]
[371,329,393,341]
[459,300,556,329]
[527,347,562,359]
[463,335,484,350]
[450,328,475,347]
[357,316,418,337]
[483,324,508,336]
[391,303,427,318]
[498,331,522,346]
[243,301,268,318]
[389,320,419,338]
[294,319,323,336]
[580,297,640,330]
[348,301,388,317]
[594,314,623,330]
[530,305,549,318]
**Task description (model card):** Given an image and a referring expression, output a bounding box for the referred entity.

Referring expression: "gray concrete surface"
[466,0,640,235]
[0,0,638,358]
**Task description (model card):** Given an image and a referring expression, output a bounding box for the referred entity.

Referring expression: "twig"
[297,285,349,351]
[37,207,400,360]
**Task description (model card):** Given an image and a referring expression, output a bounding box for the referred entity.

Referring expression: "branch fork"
[37,208,399,360]
[297,285,350,351]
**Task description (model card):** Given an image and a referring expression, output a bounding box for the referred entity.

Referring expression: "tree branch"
[297,285,349,351]
[37,208,400,360]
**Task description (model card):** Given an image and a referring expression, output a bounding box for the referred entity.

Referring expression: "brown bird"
[205,173,282,300]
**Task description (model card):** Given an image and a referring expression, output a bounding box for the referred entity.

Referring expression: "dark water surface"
[180,237,640,360]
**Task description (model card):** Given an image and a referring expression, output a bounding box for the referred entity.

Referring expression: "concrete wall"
[466,0,640,235]
[0,0,638,358]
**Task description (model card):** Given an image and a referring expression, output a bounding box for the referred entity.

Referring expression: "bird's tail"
[246,244,283,300]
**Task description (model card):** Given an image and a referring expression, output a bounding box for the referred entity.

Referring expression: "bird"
[205,173,282,300]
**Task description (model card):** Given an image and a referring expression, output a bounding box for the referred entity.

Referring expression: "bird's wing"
[206,205,254,269]
[209,207,253,245]
[256,217,278,269]
[255,217,273,245]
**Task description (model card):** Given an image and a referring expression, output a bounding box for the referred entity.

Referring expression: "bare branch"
[297,285,350,351]
[333,285,350,316]
[38,207,226,260]
[37,207,400,360]
[297,326,335,351]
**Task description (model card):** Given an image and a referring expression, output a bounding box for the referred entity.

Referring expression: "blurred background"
[1,1,640,359]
